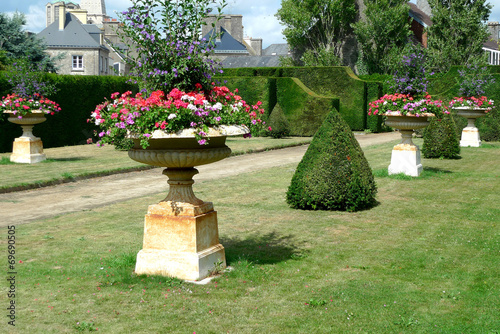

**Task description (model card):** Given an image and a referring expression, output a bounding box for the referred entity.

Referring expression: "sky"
[1,0,500,49]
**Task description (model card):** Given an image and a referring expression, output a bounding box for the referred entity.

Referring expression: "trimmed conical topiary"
[422,113,460,159]
[268,103,290,139]
[286,110,377,212]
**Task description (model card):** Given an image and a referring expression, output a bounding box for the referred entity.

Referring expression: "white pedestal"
[460,126,481,147]
[388,144,423,177]
[134,168,226,281]
[10,136,46,163]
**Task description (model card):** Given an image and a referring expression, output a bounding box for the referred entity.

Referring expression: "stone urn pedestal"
[385,114,433,177]
[454,107,488,147]
[5,111,47,163]
[128,126,248,281]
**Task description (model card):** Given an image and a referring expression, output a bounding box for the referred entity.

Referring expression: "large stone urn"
[4,111,47,163]
[129,125,249,281]
[384,114,433,177]
[453,106,488,147]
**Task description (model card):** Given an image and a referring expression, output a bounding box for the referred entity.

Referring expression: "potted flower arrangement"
[92,0,269,281]
[0,60,61,163]
[449,62,495,147]
[368,49,448,176]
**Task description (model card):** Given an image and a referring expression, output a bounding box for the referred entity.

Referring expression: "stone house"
[39,0,130,75]
[38,7,110,76]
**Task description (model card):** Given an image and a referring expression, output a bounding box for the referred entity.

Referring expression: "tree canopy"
[352,0,412,74]
[276,0,357,66]
[0,12,57,71]
[427,0,492,72]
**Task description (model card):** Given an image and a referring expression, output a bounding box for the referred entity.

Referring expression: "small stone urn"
[384,114,433,177]
[128,125,249,281]
[453,106,488,147]
[4,111,47,163]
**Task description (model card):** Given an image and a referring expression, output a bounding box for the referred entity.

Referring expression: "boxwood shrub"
[286,109,377,212]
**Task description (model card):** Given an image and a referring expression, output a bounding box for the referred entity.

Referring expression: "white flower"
[181,94,195,102]
[168,113,177,119]
[213,102,223,110]
[187,104,197,111]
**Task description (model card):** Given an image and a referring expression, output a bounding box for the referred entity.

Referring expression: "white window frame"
[72,55,83,70]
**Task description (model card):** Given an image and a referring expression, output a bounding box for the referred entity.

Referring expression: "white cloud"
[25,5,47,33]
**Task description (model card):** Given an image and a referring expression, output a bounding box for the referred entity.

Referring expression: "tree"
[276,0,357,66]
[0,12,57,71]
[427,0,492,72]
[352,0,412,74]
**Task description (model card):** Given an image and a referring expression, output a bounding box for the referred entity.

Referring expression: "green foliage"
[427,0,492,72]
[276,0,356,64]
[268,104,290,138]
[422,113,461,159]
[0,12,57,71]
[426,69,500,142]
[277,77,339,136]
[352,0,412,74]
[300,47,342,67]
[280,67,366,130]
[116,0,227,93]
[477,107,500,142]
[456,60,495,97]
[220,76,275,118]
[286,110,377,211]
[5,59,58,98]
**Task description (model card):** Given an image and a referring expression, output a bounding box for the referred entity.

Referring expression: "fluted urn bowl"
[128,125,249,168]
[384,114,432,132]
[6,111,46,127]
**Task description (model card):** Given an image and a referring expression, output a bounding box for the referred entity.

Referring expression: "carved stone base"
[388,143,423,177]
[11,136,46,163]
[135,168,226,281]
[460,127,481,147]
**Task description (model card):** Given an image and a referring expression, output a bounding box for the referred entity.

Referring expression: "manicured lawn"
[0,136,312,191]
[3,140,499,333]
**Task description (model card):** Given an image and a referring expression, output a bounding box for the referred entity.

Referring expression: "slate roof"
[37,12,108,50]
[409,3,432,27]
[262,44,290,56]
[221,55,288,68]
[483,40,500,51]
[203,27,248,54]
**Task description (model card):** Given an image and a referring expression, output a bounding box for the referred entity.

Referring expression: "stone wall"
[47,48,110,76]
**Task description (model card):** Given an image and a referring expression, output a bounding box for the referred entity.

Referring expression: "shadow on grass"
[222,231,307,266]
[373,167,453,180]
[43,157,90,162]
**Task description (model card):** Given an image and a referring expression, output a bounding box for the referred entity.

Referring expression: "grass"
[1,140,499,333]
[0,136,311,191]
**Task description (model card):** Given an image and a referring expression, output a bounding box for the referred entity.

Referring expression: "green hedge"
[279,67,367,130]
[276,78,339,136]
[0,74,137,153]
[219,66,385,133]
[220,76,276,117]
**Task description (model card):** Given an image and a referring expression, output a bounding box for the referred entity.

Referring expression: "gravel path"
[0,132,400,226]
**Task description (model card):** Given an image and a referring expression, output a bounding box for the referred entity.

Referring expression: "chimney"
[59,4,66,31]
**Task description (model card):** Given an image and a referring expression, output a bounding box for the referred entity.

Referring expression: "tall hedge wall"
[0,74,137,153]
[276,78,339,136]
[279,67,367,130]
[219,76,276,117]
[219,66,385,133]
